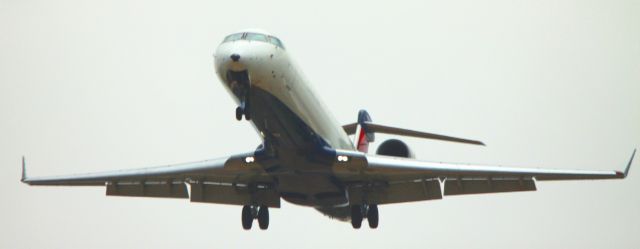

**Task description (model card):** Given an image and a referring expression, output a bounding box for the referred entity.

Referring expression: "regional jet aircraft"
[22,29,635,230]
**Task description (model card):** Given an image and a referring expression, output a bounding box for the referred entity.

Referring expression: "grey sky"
[1,0,639,248]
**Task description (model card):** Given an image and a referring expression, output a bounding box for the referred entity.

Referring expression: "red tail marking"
[357,126,369,153]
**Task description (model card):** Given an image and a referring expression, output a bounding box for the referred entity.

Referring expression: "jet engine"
[375,139,415,158]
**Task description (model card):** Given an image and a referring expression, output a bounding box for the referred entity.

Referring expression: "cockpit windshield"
[223,33,244,43]
[245,33,268,42]
[222,32,285,49]
[269,37,284,49]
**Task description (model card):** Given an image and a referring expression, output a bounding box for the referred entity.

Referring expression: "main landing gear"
[241,205,269,230]
[350,204,379,229]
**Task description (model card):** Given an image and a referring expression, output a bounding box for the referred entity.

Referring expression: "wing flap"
[106,181,189,199]
[347,178,442,205]
[443,177,536,196]
[190,182,281,207]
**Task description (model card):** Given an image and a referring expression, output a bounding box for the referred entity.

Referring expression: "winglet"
[21,156,27,183]
[617,149,635,178]
[624,149,635,177]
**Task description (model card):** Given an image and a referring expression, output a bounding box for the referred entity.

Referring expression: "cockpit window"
[245,33,269,42]
[223,33,244,42]
[268,36,285,49]
[222,32,285,49]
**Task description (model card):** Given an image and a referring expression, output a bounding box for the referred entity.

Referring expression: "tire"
[350,205,363,229]
[367,204,379,229]
[244,101,251,120]
[235,107,243,121]
[241,205,253,230]
[258,206,269,230]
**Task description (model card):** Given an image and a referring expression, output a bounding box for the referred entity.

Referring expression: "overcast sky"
[1,0,639,248]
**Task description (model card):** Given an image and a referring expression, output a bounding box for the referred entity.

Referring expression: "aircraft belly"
[249,79,350,208]
[276,173,348,207]
[249,61,353,151]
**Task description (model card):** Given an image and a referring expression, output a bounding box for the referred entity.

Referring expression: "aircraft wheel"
[235,107,243,121]
[350,205,363,229]
[241,205,253,230]
[244,99,251,120]
[244,107,251,120]
[257,205,269,230]
[367,204,379,229]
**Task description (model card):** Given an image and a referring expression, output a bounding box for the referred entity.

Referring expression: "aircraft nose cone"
[230,53,241,62]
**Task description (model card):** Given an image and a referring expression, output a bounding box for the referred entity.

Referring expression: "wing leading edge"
[21,157,229,186]
[364,149,634,181]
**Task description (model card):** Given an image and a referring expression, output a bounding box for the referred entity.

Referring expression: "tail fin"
[353,110,375,153]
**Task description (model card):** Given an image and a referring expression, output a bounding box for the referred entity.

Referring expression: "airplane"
[21,29,636,230]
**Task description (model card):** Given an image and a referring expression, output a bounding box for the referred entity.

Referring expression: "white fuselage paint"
[213,32,354,150]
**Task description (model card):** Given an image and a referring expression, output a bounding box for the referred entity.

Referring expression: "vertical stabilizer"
[354,110,374,153]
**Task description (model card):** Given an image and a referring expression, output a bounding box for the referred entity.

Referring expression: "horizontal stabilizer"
[342,122,485,146]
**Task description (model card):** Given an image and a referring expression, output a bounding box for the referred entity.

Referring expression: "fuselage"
[214,30,353,151]
[213,30,355,215]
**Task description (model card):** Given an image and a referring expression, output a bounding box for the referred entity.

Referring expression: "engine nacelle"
[375,139,415,158]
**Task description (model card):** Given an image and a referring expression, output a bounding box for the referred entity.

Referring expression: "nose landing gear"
[235,99,251,121]
[227,70,252,121]
[236,107,243,121]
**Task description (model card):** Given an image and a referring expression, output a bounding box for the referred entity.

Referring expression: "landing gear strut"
[227,70,252,121]
[241,205,269,230]
[350,204,379,229]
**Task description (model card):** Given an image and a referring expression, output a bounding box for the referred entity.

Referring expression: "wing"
[334,149,634,204]
[21,153,281,207]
